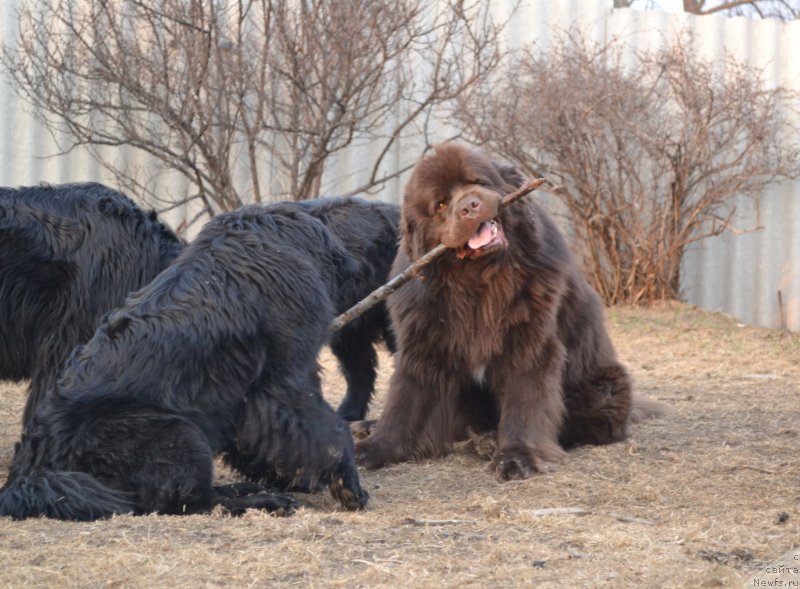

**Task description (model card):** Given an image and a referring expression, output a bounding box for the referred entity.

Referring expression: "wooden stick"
[329,178,547,334]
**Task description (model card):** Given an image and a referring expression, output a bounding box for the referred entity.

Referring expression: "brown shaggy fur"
[356,143,658,479]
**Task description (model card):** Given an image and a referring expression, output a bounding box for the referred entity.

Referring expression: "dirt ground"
[0,302,798,588]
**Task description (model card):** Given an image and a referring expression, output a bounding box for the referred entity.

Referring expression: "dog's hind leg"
[115,415,219,515]
[559,363,633,448]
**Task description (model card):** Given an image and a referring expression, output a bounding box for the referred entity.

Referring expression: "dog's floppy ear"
[400,211,428,262]
[492,161,527,192]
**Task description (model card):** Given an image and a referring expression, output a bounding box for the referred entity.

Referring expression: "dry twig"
[401,518,465,526]
[528,507,589,517]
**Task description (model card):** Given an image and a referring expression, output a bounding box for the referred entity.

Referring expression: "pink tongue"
[467,222,493,249]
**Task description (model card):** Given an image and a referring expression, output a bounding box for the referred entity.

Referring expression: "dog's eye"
[435,200,447,213]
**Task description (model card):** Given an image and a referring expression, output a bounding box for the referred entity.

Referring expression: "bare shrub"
[456,32,800,304]
[2,0,507,230]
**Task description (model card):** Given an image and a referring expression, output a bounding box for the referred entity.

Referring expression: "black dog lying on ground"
[0,186,398,429]
[0,183,184,429]
[0,205,368,520]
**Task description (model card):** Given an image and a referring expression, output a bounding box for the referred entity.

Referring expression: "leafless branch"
[683,0,800,19]
[1,0,510,232]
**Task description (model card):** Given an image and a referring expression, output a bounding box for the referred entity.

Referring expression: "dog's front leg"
[492,337,568,480]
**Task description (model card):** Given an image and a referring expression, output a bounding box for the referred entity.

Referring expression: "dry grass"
[1,302,798,588]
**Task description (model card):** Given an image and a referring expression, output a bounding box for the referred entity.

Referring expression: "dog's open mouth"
[456,218,508,260]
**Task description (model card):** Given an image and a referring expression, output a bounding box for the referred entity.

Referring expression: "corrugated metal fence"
[1,1,798,331]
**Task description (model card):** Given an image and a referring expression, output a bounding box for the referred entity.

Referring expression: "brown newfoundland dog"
[355,142,659,479]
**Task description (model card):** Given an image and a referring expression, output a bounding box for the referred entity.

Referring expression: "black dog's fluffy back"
[58,206,357,451]
[0,183,184,427]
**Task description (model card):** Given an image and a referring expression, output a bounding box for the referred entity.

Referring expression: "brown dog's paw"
[350,419,377,440]
[492,450,536,480]
[492,444,565,480]
[355,439,388,470]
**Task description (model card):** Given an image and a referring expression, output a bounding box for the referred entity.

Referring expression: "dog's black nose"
[459,195,482,218]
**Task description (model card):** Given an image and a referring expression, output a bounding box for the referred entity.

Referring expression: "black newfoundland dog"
[0,205,368,520]
[355,143,661,479]
[279,197,400,421]
[1,186,397,428]
[0,183,184,428]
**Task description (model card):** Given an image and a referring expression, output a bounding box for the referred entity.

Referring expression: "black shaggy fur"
[0,188,398,429]
[269,197,400,421]
[0,183,184,428]
[0,205,368,520]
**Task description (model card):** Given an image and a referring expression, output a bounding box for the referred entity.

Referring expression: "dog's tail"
[629,394,666,423]
[0,470,135,521]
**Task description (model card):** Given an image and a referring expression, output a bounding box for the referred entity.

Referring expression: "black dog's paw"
[328,462,369,511]
[221,493,299,517]
[213,482,268,499]
[328,477,369,511]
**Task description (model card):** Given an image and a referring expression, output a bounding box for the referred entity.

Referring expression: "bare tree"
[456,32,800,304]
[617,0,800,19]
[682,0,800,19]
[2,0,507,230]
